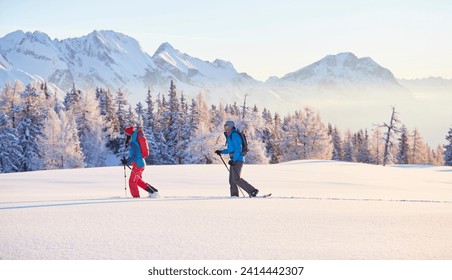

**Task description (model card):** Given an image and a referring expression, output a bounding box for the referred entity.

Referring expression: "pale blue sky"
[0,0,451,81]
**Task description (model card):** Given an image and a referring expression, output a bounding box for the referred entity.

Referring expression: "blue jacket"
[126,130,146,168]
[221,128,244,162]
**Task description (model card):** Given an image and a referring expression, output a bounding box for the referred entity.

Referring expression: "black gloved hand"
[215,150,222,156]
[125,135,131,146]
[121,158,127,165]
[228,160,234,166]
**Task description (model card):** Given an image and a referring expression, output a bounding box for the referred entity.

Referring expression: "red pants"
[129,163,149,198]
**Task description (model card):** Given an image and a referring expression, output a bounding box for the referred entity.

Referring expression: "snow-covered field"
[1,160,451,260]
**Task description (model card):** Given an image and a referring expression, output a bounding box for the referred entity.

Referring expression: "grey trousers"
[229,161,257,197]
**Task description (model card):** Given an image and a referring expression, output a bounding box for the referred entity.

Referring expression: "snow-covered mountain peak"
[279,52,400,89]
[0,30,27,50]
[1,29,25,40]
[0,30,54,53]
[311,52,377,71]
[66,30,142,57]
[153,42,177,56]
[153,43,199,74]
[153,43,238,75]
[323,52,358,67]
[28,30,52,44]
[152,42,190,70]
[212,59,235,71]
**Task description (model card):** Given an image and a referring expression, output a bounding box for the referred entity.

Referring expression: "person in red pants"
[121,126,158,198]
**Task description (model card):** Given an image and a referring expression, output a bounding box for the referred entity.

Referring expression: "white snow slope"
[0,160,451,260]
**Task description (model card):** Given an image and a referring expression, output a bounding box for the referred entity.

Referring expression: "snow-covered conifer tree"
[115,88,129,132]
[37,109,84,170]
[280,114,297,162]
[369,127,384,165]
[162,80,184,164]
[185,94,213,164]
[0,82,17,126]
[0,109,23,173]
[135,102,144,126]
[329,125,343,161]
[280,108,332,161]
[97,88,120,154]
[433,145,444,166]
[262,108,277,163]
[409,128,428,164]
[143,89,155,130]
[65,85,107,167]
[353,130,371,163]
[126,105,137,127]
[235,105,268,164]
[174,93,191,164]
[208,103,229,164]
[210,103,227,129]
[443,127,452,166]
[61,110,85,168]
[153,93,170,164]
[17,83,48,171]
[262,112,284,164]
[110,88,130,156]
[38,109,66,170]
[142,89,159,164]
[64,83,82,109]
[343,130,354,162]
[397,125,409,164]
[77,91,107,167]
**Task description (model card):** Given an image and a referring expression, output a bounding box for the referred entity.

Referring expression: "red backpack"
[137,129,150,158]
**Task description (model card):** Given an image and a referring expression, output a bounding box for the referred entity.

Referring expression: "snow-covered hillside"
[1,161,451,260]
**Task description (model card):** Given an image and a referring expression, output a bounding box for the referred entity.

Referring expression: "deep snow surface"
[1,161,451,260]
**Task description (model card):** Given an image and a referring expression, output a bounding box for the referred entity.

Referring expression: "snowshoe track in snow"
[2,194,451,211]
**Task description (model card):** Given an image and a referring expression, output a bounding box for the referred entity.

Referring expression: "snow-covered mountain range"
[0,30,424,101]
[0,30,261,102]
[3,29,451,102]
[1,30,451,146]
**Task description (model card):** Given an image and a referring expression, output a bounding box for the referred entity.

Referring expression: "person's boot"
[146,184,158,192]
[250,189,259,197]
[145,184,160,198]
[145,185,154,194]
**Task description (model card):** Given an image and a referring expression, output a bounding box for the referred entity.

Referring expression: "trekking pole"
[218,154,246,197]
[122,145,128,197]
[123,160,127,197]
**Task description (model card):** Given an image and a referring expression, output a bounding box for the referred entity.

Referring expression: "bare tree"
[381,107,400,166]
[241,93,248,120]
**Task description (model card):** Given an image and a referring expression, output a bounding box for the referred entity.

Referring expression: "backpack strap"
[225,130,238,146]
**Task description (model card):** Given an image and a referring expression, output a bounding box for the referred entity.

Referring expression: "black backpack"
[228,129,249,156]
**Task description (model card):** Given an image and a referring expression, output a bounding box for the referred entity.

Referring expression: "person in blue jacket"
[121,126,158,198]
[215,120,259,197]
